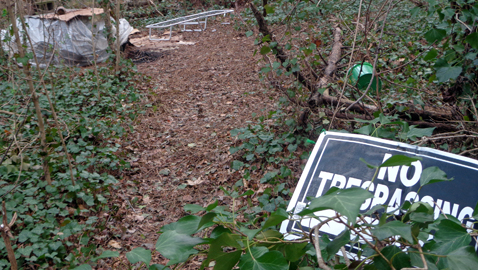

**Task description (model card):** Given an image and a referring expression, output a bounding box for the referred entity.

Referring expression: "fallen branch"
[309,25,343,100]
[250,2,462,132]
[0,110,22,117]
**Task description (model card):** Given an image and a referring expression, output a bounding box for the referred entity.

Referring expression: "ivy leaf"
[126,247,151,265]
[262,208,288,230]
[210,226,232,239]
[406,126,435,140]
[373,245,412,270]
[283,242,308,262]
[184,204,204,214]
[212,251,242,270]
[160,215,201,235]
[424,48,438,61]
[447,246,478,269]
[473,201,478,220]
[424,28,446,43]
[326,229,350,260]
[245,30,253,37]
[409,202,434,224]
[91,250,119,262]
[420,166,453,187]
[307,187,373,225]
[232,160,244,170]
[436,66,462,83]
[256,229,283,241]
[198,212,217,231]
[264,5,275,14]
[432,220,471,255]
[208,233,242,270]
[155,231,205,265]
[354,124,373,135]
[206,200,218,211]
[238,249,288,270]
[260,46,271,55]
[240,227,262,240]
[465,32,478,50]
[238,247,269,268]
[73,265,92,270]
[16,56,29,66]
[372,221,414,244]
[149,265,171,270]
[379,155,421,168]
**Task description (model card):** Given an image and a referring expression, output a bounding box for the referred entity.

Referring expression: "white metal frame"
[146,9,234,41]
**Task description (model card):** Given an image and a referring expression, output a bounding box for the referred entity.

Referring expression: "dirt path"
[105,19,280,266]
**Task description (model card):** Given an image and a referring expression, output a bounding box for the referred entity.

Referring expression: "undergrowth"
[0,59,144,268]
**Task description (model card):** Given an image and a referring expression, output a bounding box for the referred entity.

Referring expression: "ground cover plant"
[1,0,478,269]
[0,0,146,267]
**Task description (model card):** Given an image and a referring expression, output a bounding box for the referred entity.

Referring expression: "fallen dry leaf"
[187,177,205,186]
[108,240,122,249]
[134,215,145,222]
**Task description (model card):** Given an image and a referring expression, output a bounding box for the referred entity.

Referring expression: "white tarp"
[1,15,134,67]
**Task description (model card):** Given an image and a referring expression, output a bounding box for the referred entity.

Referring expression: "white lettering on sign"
[377,153,423,187]
[313,155,471,222]
[316,171,334,197]
[388,188,403,213]
[331,174,347,189]
[360,181,374,210]
[281,132,478,243]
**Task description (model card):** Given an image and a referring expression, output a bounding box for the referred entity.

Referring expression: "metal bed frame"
[146,9,234,41]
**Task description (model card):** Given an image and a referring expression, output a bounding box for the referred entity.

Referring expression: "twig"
[329,0,364,128]
[466,95,478,127]
[148,0,165,17]
[455,13,472,31]
[415,134,478,146]
[336,216,395,270]
[377,41,437,75]
[1,201,18,270]
[344,0,394,112]
[0,110,23,116]
[403,244,428,270]
[340,246,351,267]
[312,220,333,270]
[459,147,478,156]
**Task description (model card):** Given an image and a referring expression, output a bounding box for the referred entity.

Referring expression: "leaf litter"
[97,19,281,267]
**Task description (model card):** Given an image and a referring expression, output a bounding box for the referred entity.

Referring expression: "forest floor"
[99,17,288,267]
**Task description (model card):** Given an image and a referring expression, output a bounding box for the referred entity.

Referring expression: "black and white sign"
[280,131,478,240]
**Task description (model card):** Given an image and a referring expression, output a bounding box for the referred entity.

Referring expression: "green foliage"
[354,113,435,141]
[422,0,478,115]
[230,109,313,169]
[150,157,478,270]
[0,59,143,268]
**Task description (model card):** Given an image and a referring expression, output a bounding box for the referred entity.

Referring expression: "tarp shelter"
[1,8,134,67]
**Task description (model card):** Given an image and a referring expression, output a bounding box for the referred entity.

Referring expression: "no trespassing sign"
[280,132,478,248]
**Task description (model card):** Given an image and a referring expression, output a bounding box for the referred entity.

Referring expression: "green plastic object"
[348,62,382,92]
